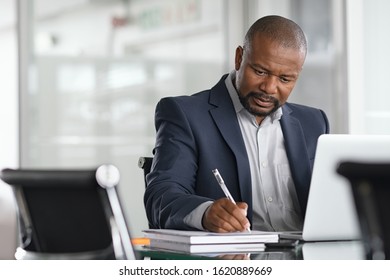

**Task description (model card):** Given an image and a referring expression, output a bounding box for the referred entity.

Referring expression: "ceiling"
[0,0,124,30]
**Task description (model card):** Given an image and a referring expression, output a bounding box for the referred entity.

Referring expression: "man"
[144,15,329,233]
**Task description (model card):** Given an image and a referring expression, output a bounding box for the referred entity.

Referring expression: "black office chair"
[138,156,154,229]
[0,164,138,260]
[337,161,390,260]
[138,157,153,188]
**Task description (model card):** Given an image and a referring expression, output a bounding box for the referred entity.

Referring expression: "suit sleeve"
[320,109,330,134]
[143,97,212,229]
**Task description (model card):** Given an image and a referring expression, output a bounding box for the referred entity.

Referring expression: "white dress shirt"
[225,71,303,231]
[184,72,303,231]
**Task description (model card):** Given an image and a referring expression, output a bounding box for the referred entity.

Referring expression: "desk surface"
[138,240,366,260]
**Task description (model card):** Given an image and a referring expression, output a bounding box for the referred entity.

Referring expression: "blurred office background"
[0,0,390,249]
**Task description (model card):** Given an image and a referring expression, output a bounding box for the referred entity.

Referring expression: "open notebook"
[296,134,390,242]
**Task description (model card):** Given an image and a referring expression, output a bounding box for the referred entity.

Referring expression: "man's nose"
[259,75,278,95]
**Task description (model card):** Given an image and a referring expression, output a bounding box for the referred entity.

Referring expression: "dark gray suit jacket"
[144,75,329,229]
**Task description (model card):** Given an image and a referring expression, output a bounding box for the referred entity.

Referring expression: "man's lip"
[253,96,274,108]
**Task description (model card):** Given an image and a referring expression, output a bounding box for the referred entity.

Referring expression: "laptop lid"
[302,134,390,241]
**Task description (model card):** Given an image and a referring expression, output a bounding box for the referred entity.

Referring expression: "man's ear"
[235,46,244,70]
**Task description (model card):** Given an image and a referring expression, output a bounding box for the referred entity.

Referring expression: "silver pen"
[212,168,251,232]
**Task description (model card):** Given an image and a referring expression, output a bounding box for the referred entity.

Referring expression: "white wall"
[0,2,18,169]
[347,0,390,134]
[18,0,227,237]
[0,0,19,259]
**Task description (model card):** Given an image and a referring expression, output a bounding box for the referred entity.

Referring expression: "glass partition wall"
[18,0,347,235]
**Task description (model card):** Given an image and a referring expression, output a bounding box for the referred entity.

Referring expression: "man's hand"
[202,198,251,232]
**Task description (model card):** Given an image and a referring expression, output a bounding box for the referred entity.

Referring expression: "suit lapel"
[207,79,312,218]
[208,77,253,221]
[280,104,312,214]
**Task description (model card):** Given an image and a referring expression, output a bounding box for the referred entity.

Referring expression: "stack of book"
[143,229,279,254]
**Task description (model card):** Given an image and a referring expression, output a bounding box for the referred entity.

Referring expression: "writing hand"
[202,198,251,233]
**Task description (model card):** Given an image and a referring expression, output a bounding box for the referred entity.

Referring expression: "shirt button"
[261,161,268,168]
[267,196,273,202]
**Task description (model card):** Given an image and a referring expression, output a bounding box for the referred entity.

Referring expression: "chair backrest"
[138,157,153,188]
[138,157,154,229]
[337,161,390,260]
[0,165,137,260]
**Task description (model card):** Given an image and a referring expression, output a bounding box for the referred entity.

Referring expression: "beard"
[238,91,280,118]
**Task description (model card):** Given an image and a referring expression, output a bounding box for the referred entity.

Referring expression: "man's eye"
[280,77,291,83]
[255,70,267,76]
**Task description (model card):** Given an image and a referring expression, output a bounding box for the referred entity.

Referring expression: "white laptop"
[301,134,390,242]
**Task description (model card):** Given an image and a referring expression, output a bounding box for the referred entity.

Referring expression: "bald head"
[244,15,307,58]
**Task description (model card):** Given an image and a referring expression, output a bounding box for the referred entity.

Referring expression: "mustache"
[238,91,280,118]
[246,91,278,103]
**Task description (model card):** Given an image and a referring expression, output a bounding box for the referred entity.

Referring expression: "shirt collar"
[224,71,283,123]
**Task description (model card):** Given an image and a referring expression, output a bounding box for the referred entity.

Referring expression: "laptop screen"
[302,134,390,241]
